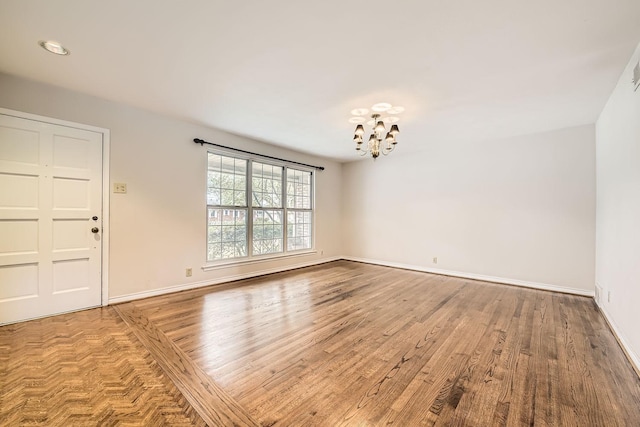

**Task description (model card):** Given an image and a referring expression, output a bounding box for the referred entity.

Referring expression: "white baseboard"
[596,303,640,376]
[342,256,594,297]
[111,255,594,303]
[108,256,341,304]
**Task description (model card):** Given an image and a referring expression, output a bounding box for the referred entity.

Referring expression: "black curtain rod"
[194,138,325,171]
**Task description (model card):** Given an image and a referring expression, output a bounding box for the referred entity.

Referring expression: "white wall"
[0,73,342,300]
[596,41,640,368]
[342,125,596,293]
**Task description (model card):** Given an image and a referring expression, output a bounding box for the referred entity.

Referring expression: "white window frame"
[204,149,316,270]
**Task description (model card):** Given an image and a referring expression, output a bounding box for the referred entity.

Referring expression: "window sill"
[201,250,317,271]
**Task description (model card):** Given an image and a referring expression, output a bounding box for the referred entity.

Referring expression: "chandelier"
[350,103,402,159]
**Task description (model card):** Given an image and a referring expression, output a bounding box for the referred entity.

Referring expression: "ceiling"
[1,1,639,161]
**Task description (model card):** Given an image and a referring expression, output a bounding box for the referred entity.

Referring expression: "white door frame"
[0,107,110,306]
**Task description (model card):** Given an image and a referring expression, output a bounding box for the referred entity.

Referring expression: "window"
[207,152,313,263]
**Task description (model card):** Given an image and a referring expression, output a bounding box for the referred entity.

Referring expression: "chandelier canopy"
[350,103,402,159]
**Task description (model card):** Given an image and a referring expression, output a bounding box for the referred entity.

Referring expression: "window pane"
[252,162,283,208]
[207,207,247,261]
[208,171,220,188]
[252,209,283,255]
[287,210,312,251]
[208,243,221,261]
[287,169,312,209]
[234,191,246,206]
[208,153,247,207]
[207,153,221,170]
[221,189,234,206]
[221,242,235,259]
[234,175,246,191]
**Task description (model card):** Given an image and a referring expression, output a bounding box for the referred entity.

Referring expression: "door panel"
[0,263,38,301]
[52,258,90,293]
[0,114,103,324]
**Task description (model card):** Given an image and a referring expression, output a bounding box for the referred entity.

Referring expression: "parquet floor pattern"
[0,307,205,426]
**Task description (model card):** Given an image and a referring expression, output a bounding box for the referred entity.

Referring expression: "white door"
[0,113,103,324]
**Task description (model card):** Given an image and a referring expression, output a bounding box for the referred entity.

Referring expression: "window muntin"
[207,208,247,260]
[252,209,284,255]
[207,154,248,261]
[207,154,247,206]
[252,162,283,208]
[287,168,311,209]
[287,211,311,251]
[207,153,313,263]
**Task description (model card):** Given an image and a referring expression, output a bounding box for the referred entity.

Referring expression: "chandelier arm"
[355,141,370,156]
[362,140,373,156]
[381,144,395,156]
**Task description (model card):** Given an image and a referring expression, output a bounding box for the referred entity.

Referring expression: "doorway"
[0,109,109,324]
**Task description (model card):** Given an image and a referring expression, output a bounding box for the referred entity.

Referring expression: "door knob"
[91,227,100,233]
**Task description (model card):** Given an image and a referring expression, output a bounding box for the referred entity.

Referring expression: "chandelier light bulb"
[354,124,365,136]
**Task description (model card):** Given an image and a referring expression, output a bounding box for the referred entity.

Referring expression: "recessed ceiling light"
[38,40,70,56]
[350,108,369,116]
[371,102,392,112]
[348,117,366,124]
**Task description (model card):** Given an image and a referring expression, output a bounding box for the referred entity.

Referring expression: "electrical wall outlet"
[113,183,127,193]
[433,257,438,264]
[186,268,192,277]
[608,291,611,303]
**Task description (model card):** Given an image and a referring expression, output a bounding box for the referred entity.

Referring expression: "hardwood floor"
[2,260,640,426]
